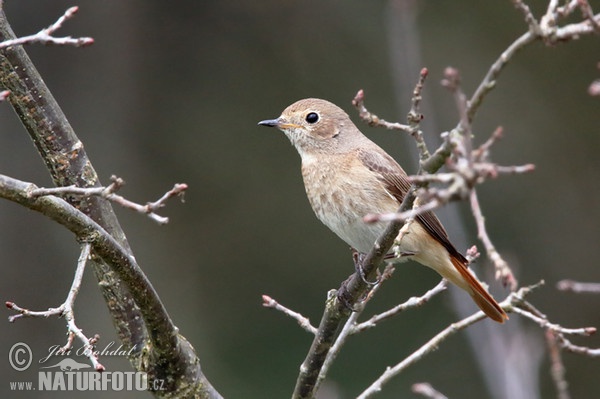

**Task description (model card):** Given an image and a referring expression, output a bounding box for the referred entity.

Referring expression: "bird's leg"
[351,248,380,286]
[337,276,360,312]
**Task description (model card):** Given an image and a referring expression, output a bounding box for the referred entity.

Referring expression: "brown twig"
[0,6,93,49]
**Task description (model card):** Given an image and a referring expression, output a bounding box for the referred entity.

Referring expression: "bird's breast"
[301,156,398,253]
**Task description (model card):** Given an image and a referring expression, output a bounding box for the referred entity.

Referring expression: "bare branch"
[0,174,221,397]
[30,176,188,225]
[509,305,596,337]
[576,0,600,33]
[352,89,411,132]
[513,0,543,34]
[357,281,547,398]
[353,279,447,333]
[412,382,448,399]
[0,6,93,49]
[556,334,600,357]
[357,310,487,399]
[314,265,395,392]
[470,1,599,120]
[589,78,600,96]
[470,189,518,290]
[292,71,430,399]
[262,295,317,335]
[546,330,571,399]
[467,31,535,122]
[352,69,431,162]
[558,279,600,293]
[292,3,599,396]
[6,243,105,370]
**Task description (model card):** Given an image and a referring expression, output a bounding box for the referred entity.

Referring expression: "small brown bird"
[258,98,507,323]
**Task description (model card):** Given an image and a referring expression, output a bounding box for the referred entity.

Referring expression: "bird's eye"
[305,112,319,124]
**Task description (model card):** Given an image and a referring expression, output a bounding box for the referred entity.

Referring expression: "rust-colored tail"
[451,256,508,323]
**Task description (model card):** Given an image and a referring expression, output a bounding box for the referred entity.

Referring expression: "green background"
[1,1,599,398]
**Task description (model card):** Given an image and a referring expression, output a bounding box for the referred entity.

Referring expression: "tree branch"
[0,174,222,397]
[262,295,317,335]
[412,383,448,399]
[30,176,188,225]
[292,74,434,399]
[6,243,105,370]
[0,8,221,397]
[0,6,93,49]
[557,280,600,293]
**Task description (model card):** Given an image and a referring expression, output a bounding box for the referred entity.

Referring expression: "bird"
[258,98,507,323]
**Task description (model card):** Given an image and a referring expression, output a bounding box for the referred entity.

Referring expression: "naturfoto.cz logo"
[8,342,162,392]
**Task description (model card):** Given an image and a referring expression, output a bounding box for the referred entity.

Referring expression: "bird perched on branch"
[258,98,507,323]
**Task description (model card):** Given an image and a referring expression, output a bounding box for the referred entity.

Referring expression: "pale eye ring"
[305,112,319,124]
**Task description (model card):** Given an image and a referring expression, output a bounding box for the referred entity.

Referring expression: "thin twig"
[292,70,430,399]
[0,7,93,49]
[513,0,543,35]
[576,0,600,33]
[0,174,221,396]
[470,189,518,290]
[412,382,448,399]
[357,311,487,399]
[6,243,105,370]
[509,306,596,337]
[556,334,600,357]
[353,279,447,333]
[546,330,571,399]
[407,68,431,162]
[352,89,411,132]
[262,295,317,335]
[29,176,188,225]
[314,265,396,392]
[357,282,546,398]
[557,280,600,293]
[467,31,535,122]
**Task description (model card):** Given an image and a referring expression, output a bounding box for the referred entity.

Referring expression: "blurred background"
[1,1,599,398]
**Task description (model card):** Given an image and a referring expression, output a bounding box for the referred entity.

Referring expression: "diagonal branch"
[0,174,221,397]
[0,5,145,361]
[0,9,221,397]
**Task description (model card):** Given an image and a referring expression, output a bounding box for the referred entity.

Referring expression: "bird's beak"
[257,118,281,127]
[257,117,302,130]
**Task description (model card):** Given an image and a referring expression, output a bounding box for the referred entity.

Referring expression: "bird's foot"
[352,249,380,286]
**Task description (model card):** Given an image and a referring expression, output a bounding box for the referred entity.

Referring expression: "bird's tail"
[450,256,508,323]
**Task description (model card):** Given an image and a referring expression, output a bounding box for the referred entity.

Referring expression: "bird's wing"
[357,148,467,263]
